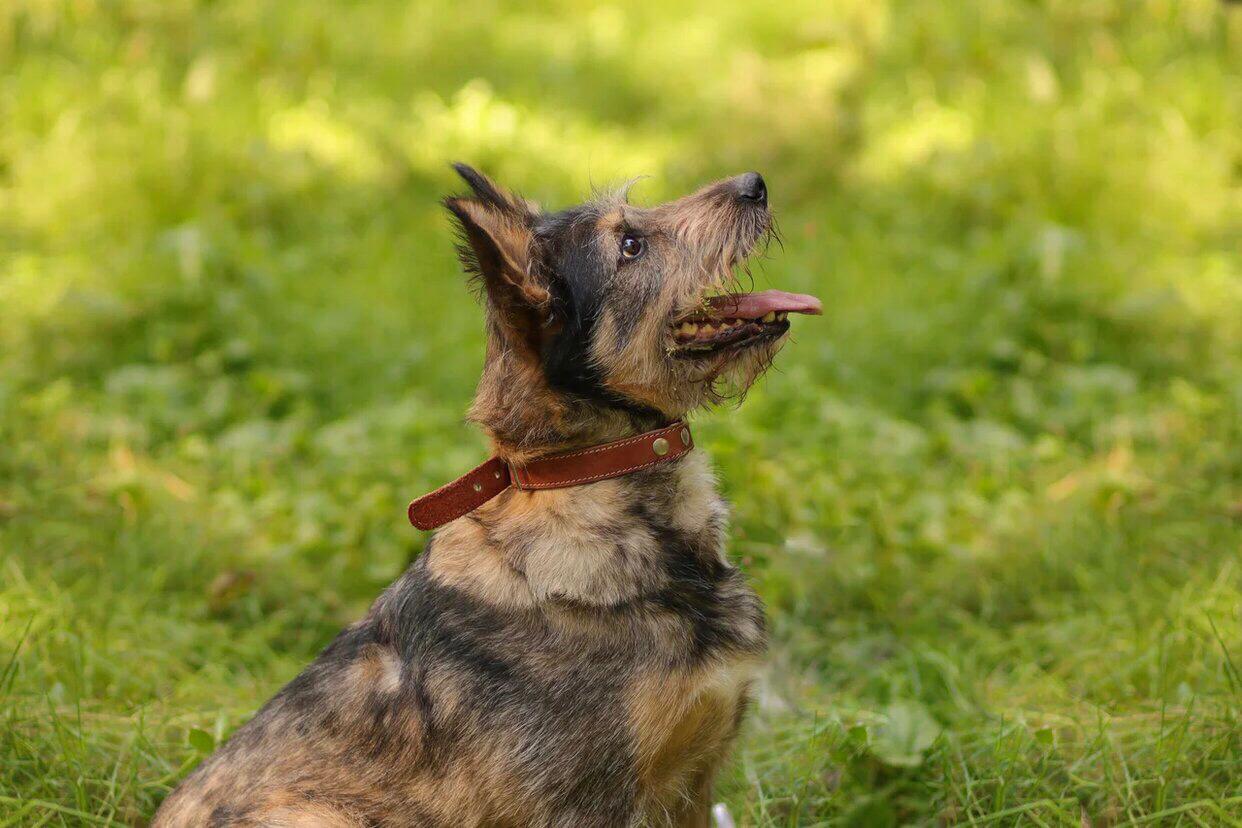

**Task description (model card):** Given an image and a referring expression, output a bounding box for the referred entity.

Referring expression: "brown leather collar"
[408,421,693,530]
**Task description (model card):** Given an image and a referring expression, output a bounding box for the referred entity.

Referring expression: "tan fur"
[425,517,537,608]
[252,804,364,828]
[629,658,759,824]
[350,644,404,695]
[501,483,663,606]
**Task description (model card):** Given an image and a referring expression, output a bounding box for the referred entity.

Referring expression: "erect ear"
[444,164,550,346]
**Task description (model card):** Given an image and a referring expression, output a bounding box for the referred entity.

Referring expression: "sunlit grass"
[1,0,1240,824]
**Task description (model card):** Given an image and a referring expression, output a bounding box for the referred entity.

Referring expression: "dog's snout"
[732,172,767,207]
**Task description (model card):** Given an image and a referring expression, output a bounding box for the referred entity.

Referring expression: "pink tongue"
[706,290,823,319]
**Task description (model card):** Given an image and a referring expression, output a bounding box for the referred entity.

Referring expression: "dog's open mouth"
[670,290,822,356]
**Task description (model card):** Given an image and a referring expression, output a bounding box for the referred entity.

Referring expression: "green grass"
[2,0,1240,824]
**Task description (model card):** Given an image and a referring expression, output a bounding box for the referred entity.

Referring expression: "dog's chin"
[711,332,785,392]
[654,331,786,413]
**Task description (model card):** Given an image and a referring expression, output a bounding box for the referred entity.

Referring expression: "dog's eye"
[620,235,645,260]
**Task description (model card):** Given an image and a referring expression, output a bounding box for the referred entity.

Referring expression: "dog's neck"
[468,349,673,463]
[422,450,728,609]
[427,346,726,609]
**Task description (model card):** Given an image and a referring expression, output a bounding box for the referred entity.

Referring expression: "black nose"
[733,172,767,206]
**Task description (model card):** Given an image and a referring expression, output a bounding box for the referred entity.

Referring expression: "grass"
[1,0,1240,824]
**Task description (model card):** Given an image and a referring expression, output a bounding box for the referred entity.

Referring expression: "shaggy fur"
[155,165,796,827]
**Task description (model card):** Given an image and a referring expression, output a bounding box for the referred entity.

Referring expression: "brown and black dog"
[154,165,820,827]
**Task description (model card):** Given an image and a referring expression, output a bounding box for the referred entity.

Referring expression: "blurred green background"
[2,1,1240,824]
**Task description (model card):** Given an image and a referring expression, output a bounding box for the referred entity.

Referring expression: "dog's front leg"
[673,769,716,828]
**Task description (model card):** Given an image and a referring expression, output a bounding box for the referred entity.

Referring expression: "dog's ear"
[445,164,550,349]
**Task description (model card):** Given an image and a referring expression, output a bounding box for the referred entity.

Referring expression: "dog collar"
[408,421,693,530]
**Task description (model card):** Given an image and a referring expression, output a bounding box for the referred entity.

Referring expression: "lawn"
[1,1,1240,824]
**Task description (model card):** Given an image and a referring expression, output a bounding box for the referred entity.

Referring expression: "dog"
[154,164,821,827]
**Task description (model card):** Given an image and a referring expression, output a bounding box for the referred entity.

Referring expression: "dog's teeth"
[761,311,776,323]
[679,322,698,336]
[776,312,788,321]
[699,324,716,336]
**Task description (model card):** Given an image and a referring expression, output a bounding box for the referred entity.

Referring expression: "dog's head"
[444,164,820,452]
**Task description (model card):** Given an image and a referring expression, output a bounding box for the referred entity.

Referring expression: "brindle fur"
[156,166,790,827]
